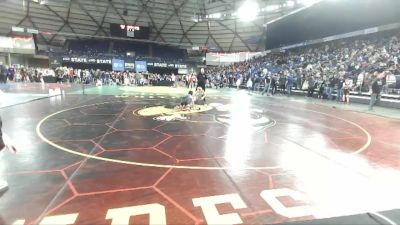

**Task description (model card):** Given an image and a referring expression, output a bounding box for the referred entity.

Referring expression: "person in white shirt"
[246,77,253,91]
[236,74,242,89]
[171,74,176,87]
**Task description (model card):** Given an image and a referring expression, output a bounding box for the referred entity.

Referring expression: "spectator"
[318,80,326,99]
[246,78,253,91]
[337,76,345,102]
[287,73,295,96]
[307,76,315,97]
[261,73,271,96]
[369,71,385,110]
[271,75,278,95]
[327,75,336,100]
[278,73,286,94]
[343,77,352,104]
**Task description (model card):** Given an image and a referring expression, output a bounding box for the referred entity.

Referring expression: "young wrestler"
[194,87,206,105]
[177,90,194,110]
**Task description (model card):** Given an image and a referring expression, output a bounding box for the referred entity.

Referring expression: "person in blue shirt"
[7,67,15,81]
[286,73,295,96]
[179,91,194,110]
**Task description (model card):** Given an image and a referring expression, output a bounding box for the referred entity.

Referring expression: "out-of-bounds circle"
[262,102,372,155]
[36,101,371,170]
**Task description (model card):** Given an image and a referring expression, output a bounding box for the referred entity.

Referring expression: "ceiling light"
[286,0,295,7]
[298,0,320,6]
[237,0,259,22]
[266,5,280,11]
[211,13,221,19]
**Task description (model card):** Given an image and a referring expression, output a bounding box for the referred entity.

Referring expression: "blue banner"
[135,61,147,73]
[112,59,125,71]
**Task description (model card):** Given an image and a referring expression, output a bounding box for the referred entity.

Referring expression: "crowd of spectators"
[206,31,400,100]
[3,30,400,105]
[0,65,188,88]
[0,66,55,83]
[64,40,187,64]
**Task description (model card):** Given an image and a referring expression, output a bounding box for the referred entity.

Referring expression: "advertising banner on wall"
[96,59,112,64]
[206,52,262,66]
[70,57,88,63]
[0,37,13,52]
[125,62,135,71]
[0,36,35,54]
[61,57,112,64]
[153,62,167,68]
[59,56,187,71]
[178,68,188,74]
[112,59,125,71]
[12,37,35,54]
[135,61,147,72]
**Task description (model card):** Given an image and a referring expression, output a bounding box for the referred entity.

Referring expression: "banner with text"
[135,61,147,73]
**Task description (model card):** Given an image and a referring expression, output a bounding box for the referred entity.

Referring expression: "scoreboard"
[110,23,150,39]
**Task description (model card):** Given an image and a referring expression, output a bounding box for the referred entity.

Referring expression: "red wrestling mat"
[1,94,400,225]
